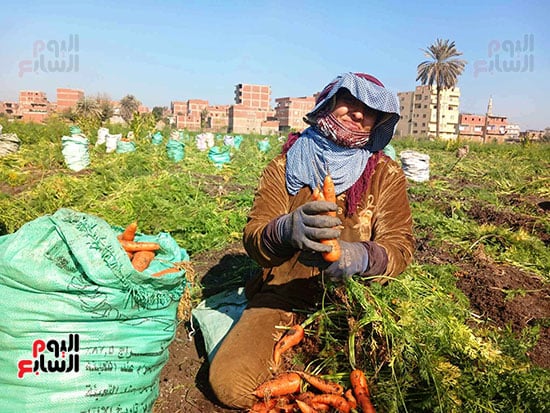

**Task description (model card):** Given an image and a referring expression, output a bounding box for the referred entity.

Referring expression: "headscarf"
[285,72,400,215]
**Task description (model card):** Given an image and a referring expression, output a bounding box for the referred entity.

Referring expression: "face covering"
[315,112,372,149]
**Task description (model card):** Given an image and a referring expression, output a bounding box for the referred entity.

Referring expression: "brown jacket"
[243,153,415,311]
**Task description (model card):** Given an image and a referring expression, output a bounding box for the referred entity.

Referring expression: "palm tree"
[75,97,101,120]
[119,95,141,123]
[416,39,467,139]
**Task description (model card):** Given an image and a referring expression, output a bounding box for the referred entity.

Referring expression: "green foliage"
[0,122,549,411]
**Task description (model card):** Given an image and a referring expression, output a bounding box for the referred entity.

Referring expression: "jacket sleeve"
[243,156,295,267]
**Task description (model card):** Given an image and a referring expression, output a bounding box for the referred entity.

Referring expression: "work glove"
[299,241,369,282]
[276,200,341,253]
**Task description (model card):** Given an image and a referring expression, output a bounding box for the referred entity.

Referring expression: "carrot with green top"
[273,324,305,366]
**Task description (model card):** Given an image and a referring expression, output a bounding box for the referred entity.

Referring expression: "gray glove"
[276,200,341,253]
[299,241,369,282]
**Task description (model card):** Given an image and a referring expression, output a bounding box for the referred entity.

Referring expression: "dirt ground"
[153,200,550,413]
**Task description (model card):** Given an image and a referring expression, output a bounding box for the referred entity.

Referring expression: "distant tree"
[94,93,114,123]
[543,127,550,143]
[200,108,209,130]
[75,97,101,120]
[152,106,165,121]
[119,95,141,123]
[417,39,467,139]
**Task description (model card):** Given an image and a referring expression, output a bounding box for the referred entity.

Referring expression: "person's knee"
[209,356,259,409]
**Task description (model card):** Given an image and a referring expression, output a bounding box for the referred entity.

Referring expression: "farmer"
[209,72,415,409]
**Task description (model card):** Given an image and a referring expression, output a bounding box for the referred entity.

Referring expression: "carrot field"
[1,117,549,412]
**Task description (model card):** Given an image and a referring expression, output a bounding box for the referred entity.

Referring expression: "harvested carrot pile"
[250,323,376,412]
[250,368,375,412]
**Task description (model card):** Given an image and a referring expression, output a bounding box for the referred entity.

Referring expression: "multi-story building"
[458,98,509,143]
[396,85,461,140]
[274,95,316,132]
[235,84,271,110]
[19,90,50,123]
[172,99,208,130]
[0,101,20,118]
[205,105,230,132]
[56,88,84,113]
[229,83,276,134]
[505,123,521,142]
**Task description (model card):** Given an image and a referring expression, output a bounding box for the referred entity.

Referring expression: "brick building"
[396,85,461,139]
[172,99,208,130]
[0,101,19,118]
[229,83,277,134]
[274,95,316,132]
[19,90,50,123]
[56,88,84,112]
[458,98,508,143]
[205,105,230,132]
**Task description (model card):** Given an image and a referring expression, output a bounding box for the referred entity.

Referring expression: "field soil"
[154,196,550,412]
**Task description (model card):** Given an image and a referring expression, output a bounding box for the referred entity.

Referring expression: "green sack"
[151,131,164,145]
[208,145,231,168]
[0,209,188,413]
[166,139,185,162]
[116,140,136,153]
[257,139,271,152]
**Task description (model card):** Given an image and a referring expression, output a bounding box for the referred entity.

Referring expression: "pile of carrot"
[312,173,341,263]
[254,324,376,412]
[117,221,179,277]
[250,368,376,412]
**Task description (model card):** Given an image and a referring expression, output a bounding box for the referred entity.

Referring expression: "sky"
[1,0,548,130]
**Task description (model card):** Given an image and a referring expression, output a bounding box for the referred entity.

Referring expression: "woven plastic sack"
[166,139,185,162]
[151,131,164,145]
[106,133,121,153]
[191,287,247,362]
[116,140,136,153]
[400,150,430,182]
[208,145,231,168]
[69,125,82,135]
[0,208,188,413]
[257,139,271,152]
[61,135,90,171]
[96,127,109,146]
[0,133,21,157]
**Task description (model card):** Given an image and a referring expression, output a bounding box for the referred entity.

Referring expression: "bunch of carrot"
[250,368,376,412]
[312,173,341,263]
[117,221,179,277]
[253,324,376,412]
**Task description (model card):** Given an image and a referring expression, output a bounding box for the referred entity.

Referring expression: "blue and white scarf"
[285,127,372,196]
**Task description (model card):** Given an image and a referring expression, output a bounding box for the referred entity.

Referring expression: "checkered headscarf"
[304,72,400,152]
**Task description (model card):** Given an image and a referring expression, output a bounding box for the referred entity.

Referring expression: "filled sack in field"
[61,135,90,171]
[166,139,185,162]
[208,145,231,168]
[151,131,163,145]
[0,132,21,157]
[96,127,110,146]
[105,133,121,153]
[191,287,247,361]
[257,138,271,152]
[116,139,136,153]
[0,208,189,413]
[400,150,430,182]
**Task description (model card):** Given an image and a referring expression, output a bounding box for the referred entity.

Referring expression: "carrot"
[321,174,341,262]
[253,372,302,398]
[151,267,180,277]
[350,369,376,413]
[119,221,138,241]
[311,394,351,413]
[312,176,341,263]
[119,239,161,252]
[131,250,155,272]
[295,371,344,395]
[126,251,134,260]
[273,324,305,366]
[345,388,357,410]
[310,402,331,412]
[295,399,317,413]
[249,398,277,412]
